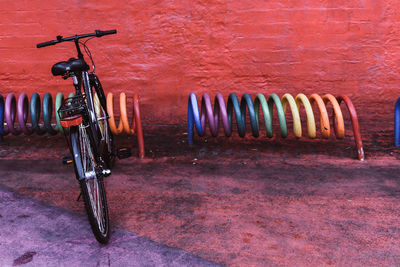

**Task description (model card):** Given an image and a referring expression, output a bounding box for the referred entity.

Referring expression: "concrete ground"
[0,185,221,267]
[1,121,400,266]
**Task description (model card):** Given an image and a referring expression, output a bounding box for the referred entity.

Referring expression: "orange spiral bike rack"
[188,92,364,161]
[106,92,145,159]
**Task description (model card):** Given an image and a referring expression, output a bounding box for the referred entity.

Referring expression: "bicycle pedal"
[62,156,73,165]
[116,147,132,159]
[102,169,111,177]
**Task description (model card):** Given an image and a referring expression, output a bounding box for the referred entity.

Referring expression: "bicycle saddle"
[51,58,89,76]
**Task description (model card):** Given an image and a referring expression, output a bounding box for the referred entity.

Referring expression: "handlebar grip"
[95,29,117,37]
[36,40,57,48]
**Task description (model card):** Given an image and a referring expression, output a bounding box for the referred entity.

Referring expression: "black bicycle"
[37,30,117,243]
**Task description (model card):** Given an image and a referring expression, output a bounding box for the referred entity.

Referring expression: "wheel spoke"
[79,124,107,235]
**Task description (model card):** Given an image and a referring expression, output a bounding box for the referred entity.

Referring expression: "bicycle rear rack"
[58,94,86,128]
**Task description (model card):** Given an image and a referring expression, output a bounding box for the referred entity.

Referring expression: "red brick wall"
[1,0,399,123]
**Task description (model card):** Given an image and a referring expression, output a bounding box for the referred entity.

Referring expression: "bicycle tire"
[70,125,110,244]
[93,92,115,169]
[103,123,116,169]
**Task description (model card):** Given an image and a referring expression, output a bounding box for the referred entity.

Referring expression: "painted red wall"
[1,0,399,124]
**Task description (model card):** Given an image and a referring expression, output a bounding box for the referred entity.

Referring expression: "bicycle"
[37,29,117,243]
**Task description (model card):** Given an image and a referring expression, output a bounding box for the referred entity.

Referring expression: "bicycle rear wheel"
[71,125,110,244]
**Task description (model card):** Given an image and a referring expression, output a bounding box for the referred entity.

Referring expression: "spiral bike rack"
[188,92,364,161]
[106,92,144,159]
[0,92,68,139]
[394,97,400,147]
[0,92,145,158]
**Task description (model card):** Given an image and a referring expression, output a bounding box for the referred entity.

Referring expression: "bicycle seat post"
[72,74,82,95]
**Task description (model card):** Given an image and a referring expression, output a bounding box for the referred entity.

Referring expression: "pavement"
[0,184,221,267]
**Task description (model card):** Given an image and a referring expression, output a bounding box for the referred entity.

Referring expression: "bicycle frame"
[66,40,107,180]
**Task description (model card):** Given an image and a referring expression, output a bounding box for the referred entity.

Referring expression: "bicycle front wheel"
[70,125,110,244]
[93,92,115,169]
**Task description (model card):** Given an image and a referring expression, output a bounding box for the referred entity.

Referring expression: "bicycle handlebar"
[36,29,117,48]
[37,40,58,48]
[96,29,116,36]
